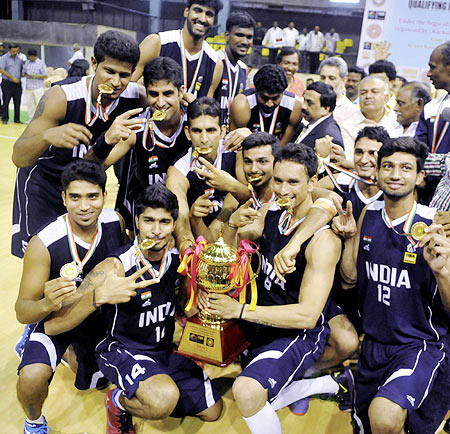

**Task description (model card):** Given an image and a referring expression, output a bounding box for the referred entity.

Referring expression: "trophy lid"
[199,236,238,265]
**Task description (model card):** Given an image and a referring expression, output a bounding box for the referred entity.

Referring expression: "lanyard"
[134,238,171,279]
[180,30,204,95]
[250,187,275,210]
[190,147,221,179]
[323,162,375,194]
[142,110,183,151]
[64,214,101,272]
[84,75,118,126]
[259,106,280,135]
[224,51,241,112]
[432,95,449,153]
[278,212,306,236]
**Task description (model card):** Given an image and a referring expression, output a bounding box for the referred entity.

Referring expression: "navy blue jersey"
[356,201,448,345]
[37,75,140,183]
[173,143,236,225]
[159,29,219,98]
[334,173,383,223]
[215,50,247,125]
[98,242,181,351]
[133,107,191,187]
[36,208,123,282]
[245,88,296,139]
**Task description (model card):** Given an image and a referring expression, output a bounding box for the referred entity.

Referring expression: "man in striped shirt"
[22,49,47,120]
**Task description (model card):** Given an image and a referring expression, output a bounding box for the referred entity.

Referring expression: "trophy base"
[176,314,250,367]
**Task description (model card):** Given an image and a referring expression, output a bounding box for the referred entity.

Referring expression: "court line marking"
[0,134,19,140]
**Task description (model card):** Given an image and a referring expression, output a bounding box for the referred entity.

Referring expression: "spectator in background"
[0,43,23,124]
[22,48,47,121]
[250,21,265,69]
[277,47,304,98]
[68,58,90,77]
[298,27,308,73]
[283,21,299,48]
[0,42,4,107]
[325,27,339,54]
[306,77,314,86]
[67,43,84,66]
[368,59,397,110]
[345,65,366,104]
[0,42,5,56]
[392,75,407,96]
[306,25,324,74]
[263,21,284,64]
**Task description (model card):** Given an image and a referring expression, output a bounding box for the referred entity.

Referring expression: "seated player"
[15,160,127,434]
[335,137,450,434]
[201,143,353,433]
[45,184,223,434]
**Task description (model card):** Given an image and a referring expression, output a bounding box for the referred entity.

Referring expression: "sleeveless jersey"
[356,201,448,345]
[173,142,236,225]
[159,29,219,98]
[37,75,140,183]
[334,172,383,222]
[215,50,247,125]
[245,88,296,139]
[98,242,181,351]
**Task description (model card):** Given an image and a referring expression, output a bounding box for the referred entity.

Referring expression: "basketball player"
[15,160,127,434]
[11,30,145,258]
[132,0,224,99]
[45,184,223,434]
[335,136,450,433]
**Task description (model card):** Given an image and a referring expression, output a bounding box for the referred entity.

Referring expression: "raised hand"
[42,123,93,149]
[332,200,357,239]
[229,199,260,228]
[372,40,392,61]
[274,241,298,283]
[315,135,333,158]
[224,128,252,151]
[433,210,450,238]
[422,224,450,274]
[104,108,145,145]
[190,191,215,218]
[194,157,237,189]
[43,277,77,312]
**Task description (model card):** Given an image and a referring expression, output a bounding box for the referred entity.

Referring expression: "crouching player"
[45,183,223,434]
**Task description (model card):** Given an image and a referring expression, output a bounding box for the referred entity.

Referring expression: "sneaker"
[24,416,50,433]
[105,389,136,434]
[289,397,310,416]
[444,418,450,434]
[331,367,354,412]
[16,324,31,359]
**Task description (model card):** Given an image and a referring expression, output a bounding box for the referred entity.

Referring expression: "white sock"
[113,389,126,411]
[271,375,339,411]
[303,366,319,378]
[26,414,44,424]
[242,402,282,434]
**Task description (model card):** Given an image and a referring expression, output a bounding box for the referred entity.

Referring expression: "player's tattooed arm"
[33,94,48,119]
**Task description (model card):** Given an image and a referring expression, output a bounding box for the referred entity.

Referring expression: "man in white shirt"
[340,76,403,160]
[283,21,299,48]
[319,56,359,127]
[306,25,324,74]
[68,43,84,66]
[263,21,284,64]
[325,28,339,54]
[298,27,308,72]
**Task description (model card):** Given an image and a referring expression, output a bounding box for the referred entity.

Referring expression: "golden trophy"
[177,236,260,366]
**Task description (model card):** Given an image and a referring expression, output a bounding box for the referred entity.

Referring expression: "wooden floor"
[1,121,447,434]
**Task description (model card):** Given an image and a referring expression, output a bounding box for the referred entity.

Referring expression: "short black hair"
[135,183,179,221]
[438,41,450,66]
[27,48,37,56]
[143,56,183,89]
[186,96,221,125]
[396,75,407,83]
[355,126,390,147]
[274,142,318,178]
[276,46,299,64]
[401,81,431,105]
[9,43,19,49]
[242,132,280,155]
[368,60,396,82]
[68,59,90,77]
[306,81,336,112]
[377,137,429,172]
[61,160,106,192]
[253,64,288,94]
[226,11,256,32]
[94,30,140,70]
[186,0,223,14]
[348,64,366,79]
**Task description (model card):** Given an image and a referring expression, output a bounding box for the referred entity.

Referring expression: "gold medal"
[140,238,156,250]
[247,174,263,191]
[151,109,167,122]
[60,262,80,280]
[276,197,293,214]
[97,83,114,104]
[410,222,428,241]
[197,146,213,155]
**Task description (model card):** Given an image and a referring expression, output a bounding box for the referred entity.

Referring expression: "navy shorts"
[239,323,330,402]
[18,319,105,390]
[96,342,221,417]
[354,338,446,434]
[12,166,65,258]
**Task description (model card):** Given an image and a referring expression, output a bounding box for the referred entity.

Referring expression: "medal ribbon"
[432,95,449,153]
[250,186,275,210]
[259,106,280,135]
[134,238,172,279]
[190,146,221,179]
[278,212,306,236]
[142,110,182,151]
[224,51,241,114]
[323,162,375,194]
[84,75,119,126]
[64,214,101,272]
[180,30,204,95]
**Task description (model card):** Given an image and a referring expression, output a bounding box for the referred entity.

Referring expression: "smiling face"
[278,53,299,81]
[184,3,215,39]
[354,137,382,180]
[226,26,254,59]
[243,144,274,188]
[146,80,183,122]
[62,180,105,231]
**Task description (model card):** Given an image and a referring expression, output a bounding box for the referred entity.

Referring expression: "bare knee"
[369,397,406,434]
[329,315,359,361]
[197,399,223,422]
[233,376,267,417]
[18,364,52,394]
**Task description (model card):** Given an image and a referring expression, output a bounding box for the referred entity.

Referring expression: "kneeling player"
[45,183,223,433]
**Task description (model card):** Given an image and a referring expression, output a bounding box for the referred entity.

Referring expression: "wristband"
[239,303,246,319]
[92,288,100,309]
[92,133,114,160]
[228,220,239,230]
[311,197,337,218]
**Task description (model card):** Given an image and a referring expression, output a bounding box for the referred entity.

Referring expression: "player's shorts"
[353,338,446,434]
[96,342,221,417]
[18,319,105,390]
[323,298,344,322]
[12,166,65,258]
[239,323,330,402]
